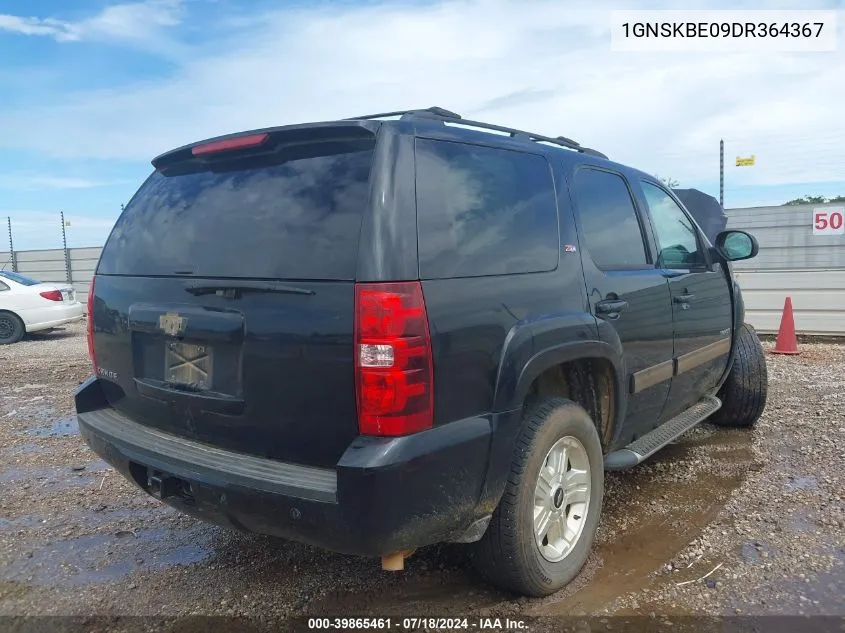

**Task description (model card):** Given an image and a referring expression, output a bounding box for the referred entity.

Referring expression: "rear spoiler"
[151,121,381,171]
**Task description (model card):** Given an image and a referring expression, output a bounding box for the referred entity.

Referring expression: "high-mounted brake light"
[354,281,434,436]
[39,290,63,302]
[191,133,270,156]
[86,278,97,373]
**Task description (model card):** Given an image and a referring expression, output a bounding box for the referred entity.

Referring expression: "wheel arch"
[515,342,626,450]
[493,329,627,439]
[481,319,626,516]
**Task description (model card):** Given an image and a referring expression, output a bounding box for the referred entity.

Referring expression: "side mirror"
[714,230,759,262]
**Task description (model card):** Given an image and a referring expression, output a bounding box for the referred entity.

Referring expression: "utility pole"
[719,139,725,209]
[60,211,72,283]
[6,216,16,272]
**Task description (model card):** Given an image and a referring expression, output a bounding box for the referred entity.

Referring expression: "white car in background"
[0,270,85,344]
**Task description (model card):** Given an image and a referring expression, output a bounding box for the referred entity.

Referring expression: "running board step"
[603,395,722,470]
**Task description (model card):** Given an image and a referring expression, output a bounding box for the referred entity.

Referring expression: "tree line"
[781,195,845,206]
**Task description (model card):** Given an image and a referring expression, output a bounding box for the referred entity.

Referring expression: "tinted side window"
[641,182,705,269]
[415,139,559,279]
[572,169,648,269]
[0,281,8,292]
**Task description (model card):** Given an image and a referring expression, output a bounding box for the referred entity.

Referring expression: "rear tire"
[711,323,768,428]
[0,312,24,345]
[471,397,604,597]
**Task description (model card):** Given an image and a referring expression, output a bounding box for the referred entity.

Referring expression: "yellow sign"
[64,221,71,226]
[736,155,755,167]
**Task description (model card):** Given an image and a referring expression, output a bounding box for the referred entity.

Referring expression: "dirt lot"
[1,321,843,629]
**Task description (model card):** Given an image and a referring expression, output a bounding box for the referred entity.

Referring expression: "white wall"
[726,203,845,335]
[732,269,845,335]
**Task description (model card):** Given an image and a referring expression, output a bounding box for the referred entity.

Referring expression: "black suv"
[75,107,768,597]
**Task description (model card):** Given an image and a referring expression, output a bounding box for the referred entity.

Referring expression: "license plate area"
[164,341,213,391]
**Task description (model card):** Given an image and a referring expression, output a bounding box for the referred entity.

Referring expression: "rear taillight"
[86,279,97,372]
[39,290,63,302]
[354,281,434,436]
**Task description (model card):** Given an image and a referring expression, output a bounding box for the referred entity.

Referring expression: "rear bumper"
[23,302,85,332]
[75,377,519,557]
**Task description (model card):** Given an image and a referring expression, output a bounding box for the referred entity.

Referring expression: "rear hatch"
[91,125,378,468]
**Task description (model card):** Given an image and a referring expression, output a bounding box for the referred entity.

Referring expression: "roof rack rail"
[345,106,462,121]
[345,106,608,159]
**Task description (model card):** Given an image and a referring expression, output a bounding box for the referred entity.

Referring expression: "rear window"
[415,139,559,279]
[0,271,40,286]
[98,134,375,280]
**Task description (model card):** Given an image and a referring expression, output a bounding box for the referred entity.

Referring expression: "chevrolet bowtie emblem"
[158,312,187,337]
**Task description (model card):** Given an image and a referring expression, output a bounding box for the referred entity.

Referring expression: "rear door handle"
[595,299,629,315]
[674,294,695,303]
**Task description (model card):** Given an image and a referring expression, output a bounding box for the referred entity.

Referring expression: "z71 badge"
[97,366,118,381]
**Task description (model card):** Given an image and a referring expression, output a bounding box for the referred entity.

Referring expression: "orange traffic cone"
[771,296,799,355]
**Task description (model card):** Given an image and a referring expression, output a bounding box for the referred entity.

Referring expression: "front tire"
[0,312,24,345]
[471,397,604,597]
[711,323,768,428]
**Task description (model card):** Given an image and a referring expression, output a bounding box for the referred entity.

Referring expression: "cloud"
[0,0,842,195]
[76,0,184,42]
[0,175,125,190]
[0,15,77,41]
[0,0,183,43]
[471,89,560,115]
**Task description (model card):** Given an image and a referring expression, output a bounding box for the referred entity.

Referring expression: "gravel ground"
[0,321,843,630]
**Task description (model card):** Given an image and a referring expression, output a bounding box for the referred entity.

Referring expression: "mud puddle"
[0,459,111,492]
[727,547,845,615]
[0,507,165,533]
[307,567,506,617]
[789,507,823,534]
[23,415,79,438]
[527,480,742,615]
[770,508,845,614]
[8,384,50,393]
[305,427,754,616]
[2,403,57,421]
[0,515,42,531]
[2,443,48,456]
[519,429,753,615]
[740,540,778,563]
[4,525,214,587]
[0,415,79,458]
[784,475,819,493]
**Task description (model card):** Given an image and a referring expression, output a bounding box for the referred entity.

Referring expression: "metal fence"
[725,202,845,335]
[2,201,844,335]
[0,247,101,308]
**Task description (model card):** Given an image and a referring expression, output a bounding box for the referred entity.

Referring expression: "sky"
[1,0,844,250]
